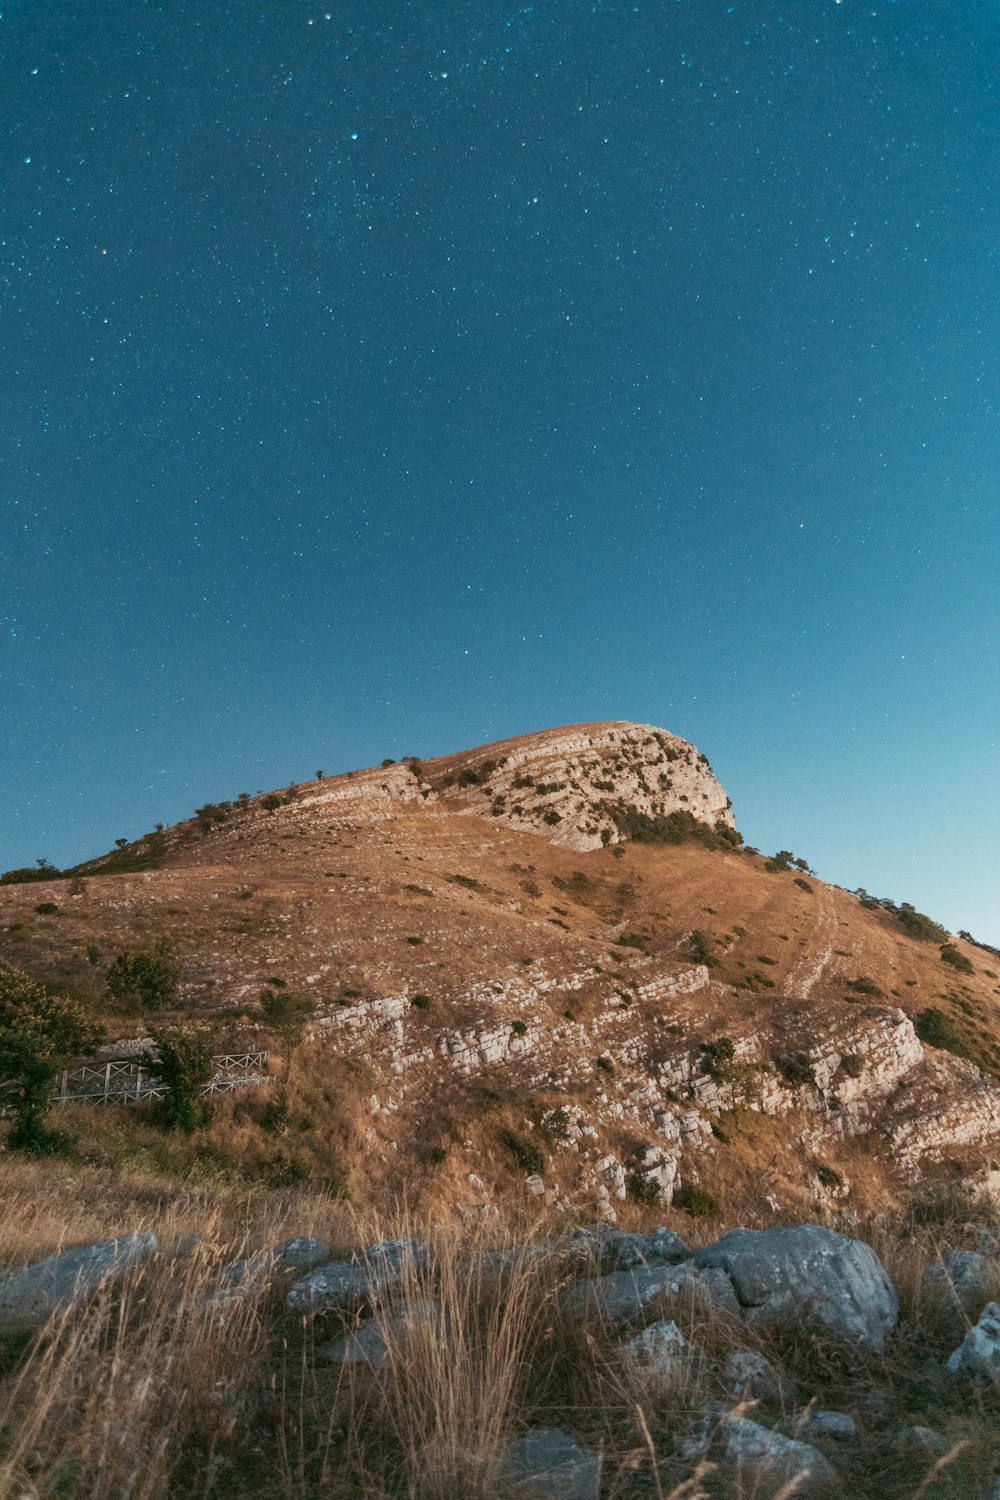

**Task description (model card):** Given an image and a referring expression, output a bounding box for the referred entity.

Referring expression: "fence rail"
[51,1051,271,1105]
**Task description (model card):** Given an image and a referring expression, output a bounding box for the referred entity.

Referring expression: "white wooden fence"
[51,1051,271,1105]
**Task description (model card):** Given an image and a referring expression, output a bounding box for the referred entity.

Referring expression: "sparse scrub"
[106,945,181,1014]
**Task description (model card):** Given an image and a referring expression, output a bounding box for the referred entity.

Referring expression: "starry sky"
[2,0,998,941]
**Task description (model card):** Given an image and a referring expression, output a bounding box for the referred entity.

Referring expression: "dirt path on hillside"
[789,887,838,997]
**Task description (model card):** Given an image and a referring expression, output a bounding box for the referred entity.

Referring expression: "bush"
[896,903,948,943]
[915,1007,974,1060]
[411,994,431,1010]
[688,930,721,968]
[511,1020,527,1036]
[774,1052,816,1088]
[816,1164,843,1189]
[499,1128,544,1176]
[672,1187,718,1217]
[149,1026,214,1133]
[595,1055,614,1075]
[841,1054,865,1079]
[0,965,103,1153]
[627,1174,661,1205]
[793,878,813,893]
[700,1037,735,1079]
[940,943,974,975]
[106,947,181,1013]
[34,902,59,915]
[845,976,883,998]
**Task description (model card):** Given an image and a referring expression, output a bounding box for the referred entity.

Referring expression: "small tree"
[0,965,103,1152]
[260,987,313,1072]
[149,1026,214,1132]
[106,945,181,1013]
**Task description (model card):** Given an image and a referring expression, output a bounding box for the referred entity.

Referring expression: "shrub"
[542,810,562,826]
[672,1187,718,1217]
[405,935,424,945]
[259,987,313,1069]
[915,1007,973,1060]
[774,1052,816,1088]
[411,994,431,1010]
[845,976,883,998]
[627,1174,661,1205]
[816,1164,843,1189]
[499,1128,544,1176]
[896,903,948,943]
[34,902,59,915]
[700,1037,735,1079]
[595,1055,614,1075]
[841,1054,865,1079]
[688,930,721,968]
[149,1026,214,1133]
[940,943,974,975]
[793,878,813,893]
[511,1020,527,1036]
[614,932,647,950]
[0,965,103,1152]
[106,946,181,1013]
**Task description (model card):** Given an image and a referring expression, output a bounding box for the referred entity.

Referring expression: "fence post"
[103,1062,112,1103]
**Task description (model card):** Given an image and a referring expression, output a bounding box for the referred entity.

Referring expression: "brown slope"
[2,720,999,1221]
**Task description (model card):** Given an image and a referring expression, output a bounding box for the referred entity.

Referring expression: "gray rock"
[286,1238,426,1315]
[800,1410,858,1441]
[287,1260,379,1314]
[0,1233,157,1324]
[978,1227,1000,1257]
[724,1349,783,1401]
[275,1236,330,1270]
[945,1301,1000,1379]
[318,1298,443,1367]
[894,1426,949,1458]
[694,1225,899,1350]
[319,1321,391,1368]
[722,1417,837,1494]
[500,1427,599,1500]
[560,1261,739,1326]
[625,1319,697,1390]
[570,1225,689,1272]
[921,1250,990,1323]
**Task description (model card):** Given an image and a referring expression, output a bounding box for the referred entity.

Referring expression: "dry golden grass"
[0,1157,998,1500]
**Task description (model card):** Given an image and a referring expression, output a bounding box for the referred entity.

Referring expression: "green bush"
[688,930,721,968]
[896,903,948,943]
[34,902,59,916]
[106,947,181,1013]
[841,1054,865,1079]
[411,993,431,1010]
[940,943,974,975]
[700,1037,735,1079]
[774,1052,816,1088]
[793,878,813,893]
[816,1164,843,1189]
[499,1128,544,1176]
[627,1174,661,1205]
[0,965,103,1153]
[845,976,883,998]
[595,1055,615,1075]
[511,1020,527,1036]
[149,1026,214,1133]
[672,1187,718,1217]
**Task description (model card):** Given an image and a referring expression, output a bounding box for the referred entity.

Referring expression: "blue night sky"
[2,1,998,941]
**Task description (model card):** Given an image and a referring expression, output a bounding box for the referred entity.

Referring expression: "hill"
[2,719,999,1224]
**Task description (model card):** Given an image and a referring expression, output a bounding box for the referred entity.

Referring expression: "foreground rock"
[920,1250,990,1333]
[500,1427,600,1500]
[560,1260,739,1326]
[287,1237,427,1314]
[722,1417,837,1494]
[206,1236,330,1309]
[318,1299,443,1367]
[945,1301,1000,1380]
[0,1234,157,1323]
[694,1225,899,1350]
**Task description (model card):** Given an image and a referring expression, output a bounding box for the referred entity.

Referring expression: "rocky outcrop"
[0,1233,157,1323]
[693,1225,900,1350]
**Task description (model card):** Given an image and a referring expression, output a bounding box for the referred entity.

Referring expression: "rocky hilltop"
[2,719,999,1224]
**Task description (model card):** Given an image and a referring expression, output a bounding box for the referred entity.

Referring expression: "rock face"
[425,721,735,852]
[694,1225,899,1350]
[0,1234,157,1323]
[560,1260,740,1326]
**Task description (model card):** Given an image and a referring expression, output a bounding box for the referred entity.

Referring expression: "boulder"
[800,1410,858,1442]
[945,1301,1000,1380]
[0,1234,157,1324]
[893,1426,949,1458]
[499,1427,599,1500]
[206,1237,332,1309]
[724,1349,783,1401]
[694,1225,899,1350]
[569,1225,689,1272]
[318,1299,442,1367]
[286,1238,426,1315]
[722,1417,837,1494]
[625,1319,697,1390]
[921,1250,990,1328]
[560,1261,739,1326]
